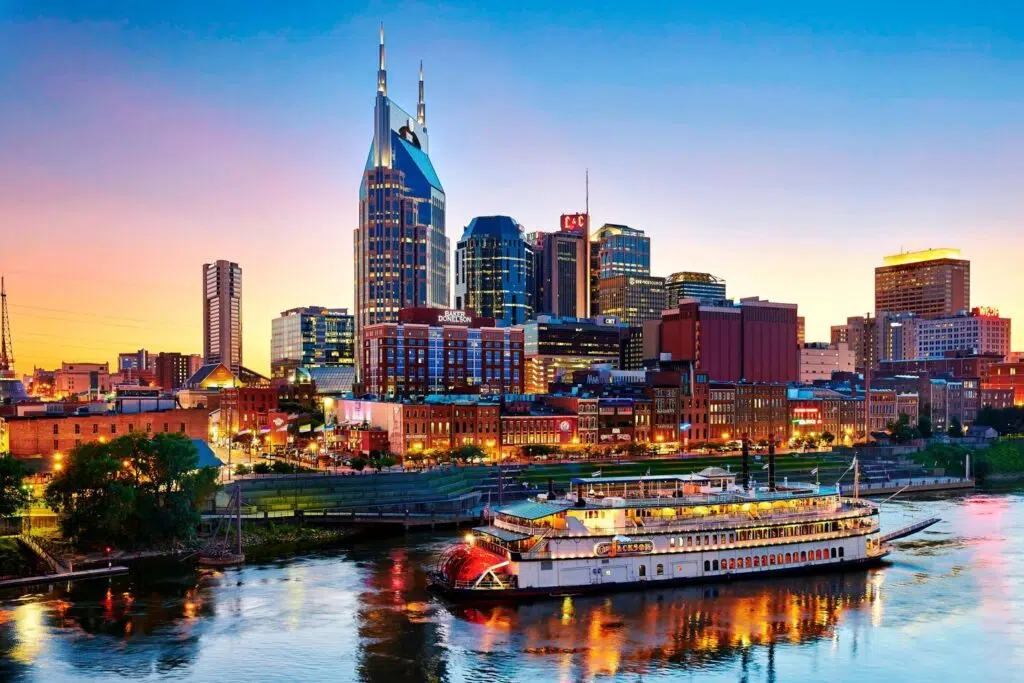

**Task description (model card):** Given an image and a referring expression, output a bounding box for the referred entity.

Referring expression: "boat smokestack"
[768,438,777,491]
[741,434,750,491]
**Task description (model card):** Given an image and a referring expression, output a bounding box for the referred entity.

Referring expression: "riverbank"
[237,524,359,562]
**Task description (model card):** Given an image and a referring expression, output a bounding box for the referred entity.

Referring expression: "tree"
[887,412,916,445]
[916,414,933,439]
[0,456,31,518]
[947,417,964,439]
[371,455,395,472]
[44,433,219,549]
[974,406,1024,435]
[821,432,836,446]
[349,457,367,472]
[452,444,485,463]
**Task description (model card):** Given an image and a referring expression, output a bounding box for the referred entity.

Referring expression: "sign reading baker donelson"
[437,310,472,325]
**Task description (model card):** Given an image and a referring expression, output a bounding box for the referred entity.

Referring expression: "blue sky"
[2,1,1022,372]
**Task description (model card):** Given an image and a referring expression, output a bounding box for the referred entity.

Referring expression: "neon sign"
[972,306,1000,318]
[560,213,589,232]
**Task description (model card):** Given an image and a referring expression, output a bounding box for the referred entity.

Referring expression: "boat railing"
[526,524,880,559]
[494,504,875,538]
[449,574,519,591]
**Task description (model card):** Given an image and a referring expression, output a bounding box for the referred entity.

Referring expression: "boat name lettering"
[594,540,655,557]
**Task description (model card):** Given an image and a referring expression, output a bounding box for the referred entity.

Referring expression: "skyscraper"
[665,272,727,305]
[202,260,242,373]
[590,224,650,315]
[875,248,970,318]
[454,216,535,326]
[533,214,590,318]
[355,26,448,361]
[270,307,355,378]
[597,275,667,326]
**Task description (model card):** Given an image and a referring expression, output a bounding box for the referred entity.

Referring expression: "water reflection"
[1,492,1021,682]
[448,571,880,680]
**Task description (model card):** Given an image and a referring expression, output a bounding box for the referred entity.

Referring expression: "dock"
[0,565,129,590]
[840,477,974,497]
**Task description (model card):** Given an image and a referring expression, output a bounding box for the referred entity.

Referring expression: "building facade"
[896,308,1011,361]
[360,308,524,398]
[117,349,153,372]
[532,217,590,319]
[800,343,855,383]
[155,352,193,391]
[355,28,448,361]
[522,316,626,394]
[875,248,970,318]
[985,361,1024,406]
[203,259,243,373]
[597,275,667,326]
[54,362,111,398]
[665,272,727,305]
[454,216,534,326]
[270,307,355,378]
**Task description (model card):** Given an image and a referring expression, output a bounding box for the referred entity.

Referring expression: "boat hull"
[430,552,889,601]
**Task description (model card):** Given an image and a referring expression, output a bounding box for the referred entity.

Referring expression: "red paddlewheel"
[439,544,508,583]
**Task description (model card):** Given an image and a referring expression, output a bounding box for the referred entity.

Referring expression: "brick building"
[361,308,524,398]
[6,409,209,461]
[985,361,1024,406]
[219,387,280,434]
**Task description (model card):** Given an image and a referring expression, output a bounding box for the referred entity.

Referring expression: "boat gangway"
[881,517,940,543]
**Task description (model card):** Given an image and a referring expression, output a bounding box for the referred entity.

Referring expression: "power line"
[9,303,168,324]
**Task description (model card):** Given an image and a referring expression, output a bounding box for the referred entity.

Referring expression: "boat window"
[712,534,718,545]
[745,557,752,568]
[704,560,710,571]
[839,546,845,557]
[712,560,719,571]
[541,561,553,571]
[785,553,792,564]
[728,559,736,570]
[639,565,646,577]
[729,533,734,544]
[670,537,675,547]
[800,551,807,562]
[815,549,823,560]
[695,536,701,546]
[704,535,710,545]
[687,536,692,547]
[830,548,837,558]
[754,556,760,567]
[656,564,664,576]
[769,555,776,566]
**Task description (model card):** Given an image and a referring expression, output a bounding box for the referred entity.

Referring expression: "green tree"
[349,457,367,472]
[947,417,964,438]
[821,431,836,446]
[44,433,219,549]
[371,455,396,472]
[452,444,485,462]
[974,407,1024,435]
[916,412,933,439]
[887,412,916,444]
[0,455,31,518]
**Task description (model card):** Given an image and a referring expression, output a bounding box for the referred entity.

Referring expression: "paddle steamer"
[433,467,895,598]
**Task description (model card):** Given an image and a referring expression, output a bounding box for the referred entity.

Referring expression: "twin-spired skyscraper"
[355,25,448,354]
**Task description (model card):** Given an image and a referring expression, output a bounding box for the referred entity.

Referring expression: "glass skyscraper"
[666,271,727,305]
[355,25,448,363]
[270,307,355,378]
[590,224,650,315]
[454,216,534,326]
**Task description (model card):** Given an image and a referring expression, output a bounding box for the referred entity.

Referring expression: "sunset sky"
[2,2,1022,376]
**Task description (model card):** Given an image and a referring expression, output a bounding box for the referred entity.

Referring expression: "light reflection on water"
[1,491,1023,682]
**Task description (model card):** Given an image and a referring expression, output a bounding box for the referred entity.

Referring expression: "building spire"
[377,22,387,95]
[417,60,426,128]
[0,276,13,376]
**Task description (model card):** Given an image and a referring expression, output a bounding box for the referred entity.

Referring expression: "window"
[656,564,664,576]
[53,424,59,435]
[754,556,760,567]
[745,557,752,568]
[74,424,81,435]
[111,424,117,434]
[180,423,186,433]
[146,423,152,433]
[785,553,792,564]
[93,424,98,434]
[638,565,646,577]
[163,423,169,432]
[712,560,719,571]
[53,439,59,450]
[703,560,710,571]
[728,558,736,570]
[540,561,553,571]
[769,555,776,566]
[800,551,807,562]
[830,547,837,558]
[128,424,134,433]
[839,546,845,557]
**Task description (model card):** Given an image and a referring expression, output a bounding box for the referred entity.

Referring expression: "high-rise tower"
[203,260,243,373]
[355,25,448,366]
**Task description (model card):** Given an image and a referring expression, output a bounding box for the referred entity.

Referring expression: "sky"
[2,1,1023,376]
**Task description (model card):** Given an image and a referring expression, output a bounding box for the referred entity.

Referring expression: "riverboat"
[432,468,907,599]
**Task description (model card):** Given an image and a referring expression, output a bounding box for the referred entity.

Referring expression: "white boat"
[432,468,912,599]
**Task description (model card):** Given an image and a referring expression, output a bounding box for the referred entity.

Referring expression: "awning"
[473,526,531,543]
[496,500,568,521]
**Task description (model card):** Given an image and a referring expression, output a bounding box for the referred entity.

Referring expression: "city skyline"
[3,3,1023,375]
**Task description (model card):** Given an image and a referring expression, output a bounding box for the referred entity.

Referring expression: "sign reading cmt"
[594,539,655,557]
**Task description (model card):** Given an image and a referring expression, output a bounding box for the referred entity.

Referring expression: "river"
[2,490,1023,682]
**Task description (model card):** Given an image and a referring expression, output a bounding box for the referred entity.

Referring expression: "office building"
[522,315,626,393]
[897,308,1011,361]
[875,248,970,318]
[589,223,649,316]
[985,361,1024,406]
[54,362,111,398]
[203,259,243,373]
[270,307,356,378]
[532,215,590,319]
[154,352,193,391]
[117,349,153,372]
[659,298,800,383]
[665,272,727,307]
[355,27,448,357]
[360,307,524,398]
[597,275,667,326]
[800,343,855,383]
[454,216,534,326]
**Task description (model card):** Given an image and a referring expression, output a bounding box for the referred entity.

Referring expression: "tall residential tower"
[355,26,448,362]
[202,260,242,373]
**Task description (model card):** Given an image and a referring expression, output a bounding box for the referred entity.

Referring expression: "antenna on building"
[0,276,13,377]
[377,22,387,96]
[417,60,426,129]
[585,168,589,217]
